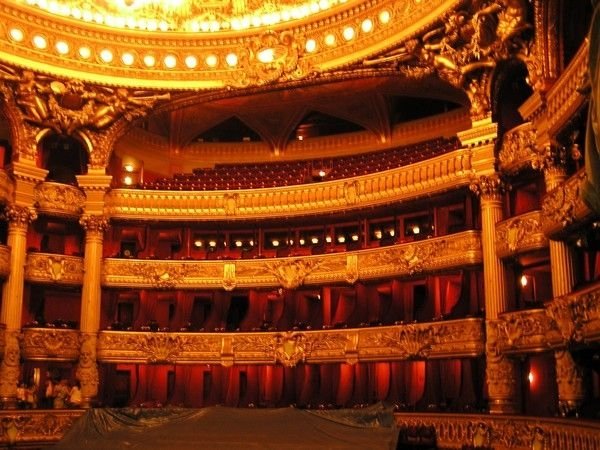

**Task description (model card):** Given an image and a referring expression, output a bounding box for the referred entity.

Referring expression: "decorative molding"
[34,182,85,218]
[495,210,548,258]
[495,309,562,354]
[25,253,84,285]
[0,169,12,205]
[0,410,85,446]
[0,0,458,90]
[97,318,484,365]
[105,147,484,221]
[102,231,482,289]
[21,328,79,361]
[497,122,537,174]
[394,413,600,450]
[3,204,37,227]
[541,169,592,237]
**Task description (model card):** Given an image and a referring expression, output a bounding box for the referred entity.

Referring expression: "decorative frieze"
[495,309,562,354]
[0,410,85,446]
[24,253,84,285]
[498,122,537,174]
[394,413,600,450]
[34,182,85,218]
[542,169,592,237]
[21,328,79,361]
[495,211,548,258]
[105,147,481,220]
[102,231,482,289]
[97,318,484,366]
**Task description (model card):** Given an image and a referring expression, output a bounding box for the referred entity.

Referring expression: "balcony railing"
[102,230,482,289]
[24,253,84,285]
[105,146,490,221]
[394,412,600,450]
[495,210,548,258]
[21,327,80,361]
[96,318,484,366]
[0,410,85,447]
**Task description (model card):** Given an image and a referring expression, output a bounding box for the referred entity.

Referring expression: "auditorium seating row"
[139,137,460,191]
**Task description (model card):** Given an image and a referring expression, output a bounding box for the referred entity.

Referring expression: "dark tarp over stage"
[55,404,398,449]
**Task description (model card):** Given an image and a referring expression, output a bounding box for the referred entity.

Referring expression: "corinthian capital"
[469,174,507,201]
[79,214,109,233]
[3,205,37,227]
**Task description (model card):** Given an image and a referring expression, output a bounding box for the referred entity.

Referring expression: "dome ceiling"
[0,0,459,89]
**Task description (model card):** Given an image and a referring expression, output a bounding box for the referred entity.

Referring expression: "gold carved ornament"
[2,205,37,228]
[21,328,79,360]
[0,331,21,400]
[469,173,508,201]
[34,183,85,217]
[264,258,322,289]
[79,215,110,233]
[274,332,306,367]
[498,123,537,173]
[75,333,99,400]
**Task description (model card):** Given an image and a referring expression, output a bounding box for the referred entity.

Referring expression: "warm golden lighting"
[55,40,69,55]
[257,48,275,64]
[379,10,391,24]
[194,240,203,248]
[235,240,243,247]
[9,28,24,42]
[123,175,133,186]
[342,26,355,41]
[272,239,280,247]
[185,55,198,69]
[520,275,528,288]
[164,54,177,69]
[143,54,156,67]
[337,235,346,243]
[78,46,92,59]
[32,34,47,49]
[121,52,135,66]
[305,39,317,53]
[205,55,218,67]
[361,19,373,33]
[123,163,134,173]
[100,49,114,63]
[225,53,238,67]
[325,34,336,46]
[374,230,382,239]
[311,237,319,244]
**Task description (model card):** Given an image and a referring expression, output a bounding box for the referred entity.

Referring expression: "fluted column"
[0,206,37,408]
[76,214,109,408]
[471,174,519,414]
[543,158,584,415]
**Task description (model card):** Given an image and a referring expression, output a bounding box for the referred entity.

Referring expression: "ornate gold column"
[0,206,37,408]
[471,174,519,414]
[0,162,46,408]
[75,172,111,408]
[540,149,585,416]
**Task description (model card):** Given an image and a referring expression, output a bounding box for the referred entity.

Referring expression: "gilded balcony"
[102,231,482,289]
[0,244,11,278]
[21,328,80,361]
[104,147,491,221]
[497,122,537,174]
[97,318,484,366]
[0,410,85,447]
[495,210,547,258]
[542,169,593,238]
[494,309,562,354]
[25,253,84,285]
[394,412,600,450]
[34,181,85,218]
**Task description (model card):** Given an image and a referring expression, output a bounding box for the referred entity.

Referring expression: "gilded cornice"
[495,210,548,259]
[0,410,85,447]
[497,122,537,174]
[20,328,80,361]
[101,230,482,289]
[105,146,489,221]
[34,182,85,218]
[394,413,600,450]
[24,253,84,285]
[96,318,484,365]
[0,245,11,278]
[0,0,459,90]
[541,169,593,238]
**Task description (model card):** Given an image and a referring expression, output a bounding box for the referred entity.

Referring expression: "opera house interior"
[0,0,599,448]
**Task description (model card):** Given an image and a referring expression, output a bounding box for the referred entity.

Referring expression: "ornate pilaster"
[0,331,22,409]
[76,214,108,407]
[75,333,99,408]
[471,175,519,414]
[555,350,586,417]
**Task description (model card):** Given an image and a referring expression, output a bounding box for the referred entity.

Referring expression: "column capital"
[79,214,109,233]
[3,205,37,227]
[469,174,508,202]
